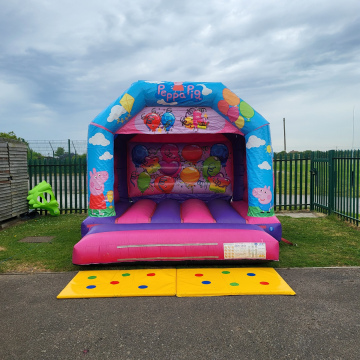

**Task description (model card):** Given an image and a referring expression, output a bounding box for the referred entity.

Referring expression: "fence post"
[310,152,315,211]
[328,150,335,214]
[68,139,72,213]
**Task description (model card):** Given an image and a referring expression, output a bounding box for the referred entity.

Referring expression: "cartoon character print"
[180,108,209,130]
[172,82,184,91]
[141,108,176,133]
[252,185,273,213]
[89,168,109,215]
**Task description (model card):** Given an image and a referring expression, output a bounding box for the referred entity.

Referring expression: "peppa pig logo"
[156,83,203,104]
[252,185,273,213]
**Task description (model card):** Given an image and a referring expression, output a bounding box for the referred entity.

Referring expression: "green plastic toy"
[27,181,60,216]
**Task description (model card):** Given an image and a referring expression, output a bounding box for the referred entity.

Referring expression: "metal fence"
[28,140,87,158]
[27,150,360,225]
[273,152,311,211]
[28,156,87,214]
[311,150,360,225]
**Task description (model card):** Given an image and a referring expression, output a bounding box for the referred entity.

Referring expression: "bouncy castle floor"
[57,268,295,298]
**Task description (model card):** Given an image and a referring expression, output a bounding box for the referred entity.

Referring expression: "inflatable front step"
[73,223,279,265]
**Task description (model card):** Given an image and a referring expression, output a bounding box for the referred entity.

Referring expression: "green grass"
[0,214,87,273]
[274,215,360,267]
[0,214,359,273]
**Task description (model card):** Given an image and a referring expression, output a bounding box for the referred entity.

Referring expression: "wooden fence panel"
[0,139,29,221]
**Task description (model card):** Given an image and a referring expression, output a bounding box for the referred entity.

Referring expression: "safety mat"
[57,269,177,298]
[57,268,295,298]
[176,268,296,297]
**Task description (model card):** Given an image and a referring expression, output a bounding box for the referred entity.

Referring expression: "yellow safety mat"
[176,268,296,297]
[57,269,177,298]
[57,268,295,299]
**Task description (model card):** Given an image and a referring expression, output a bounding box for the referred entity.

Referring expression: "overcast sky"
[1,0,360,152]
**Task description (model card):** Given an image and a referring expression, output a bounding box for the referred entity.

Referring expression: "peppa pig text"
[157,83,203,103]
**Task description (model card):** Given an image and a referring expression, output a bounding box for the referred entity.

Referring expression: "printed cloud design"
[107,105,126,123]
[199,84,212,96]
[246,135,266,149]
[258,161,271,170]
[89,133,110,146]
[99,151,113,160]
[157,99,178,106]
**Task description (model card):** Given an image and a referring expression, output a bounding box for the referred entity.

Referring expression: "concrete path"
[0,268,359,360]
[276,211,326,218]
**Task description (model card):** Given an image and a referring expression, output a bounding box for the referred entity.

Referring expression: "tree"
[27,149,44,160]
[0,131,43,160]
[301,150,312,158]
[55,147,65,157]
[0,131,27,144]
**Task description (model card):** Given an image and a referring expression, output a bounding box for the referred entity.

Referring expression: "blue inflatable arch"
[87,81,274,218]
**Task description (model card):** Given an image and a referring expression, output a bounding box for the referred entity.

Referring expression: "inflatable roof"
[87,81,274,218]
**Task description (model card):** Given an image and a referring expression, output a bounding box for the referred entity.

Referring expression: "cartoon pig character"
[192,110,202,128]
[89,168,109,214]
[252,185,273,212]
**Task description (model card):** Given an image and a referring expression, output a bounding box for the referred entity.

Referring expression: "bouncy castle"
[73,81,282,265]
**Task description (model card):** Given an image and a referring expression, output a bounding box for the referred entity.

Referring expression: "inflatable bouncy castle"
[73,81,282,265]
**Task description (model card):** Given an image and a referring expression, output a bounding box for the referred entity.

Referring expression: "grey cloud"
[0,0,359,150]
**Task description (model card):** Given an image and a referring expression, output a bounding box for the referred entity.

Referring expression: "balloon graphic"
[235,116,245,129]
[154,176,175,194]
[132,145,148,167]
[210,144,229,167]
[208,173,231,193]
[161,111,176,131]
[223,88,240,106]
[180,167,200,187]
[137,172,151,193]
[141,156,160,174]
[159,160,181,177]
[239,101,255,119]
[203,156,221,179]
[143,112,161,132]
[227,106,240,123]
[182,145,202,164]
[218,100,229,115]
[160,143,181,163]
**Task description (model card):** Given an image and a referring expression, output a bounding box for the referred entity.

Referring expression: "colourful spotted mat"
[57,268,295,298]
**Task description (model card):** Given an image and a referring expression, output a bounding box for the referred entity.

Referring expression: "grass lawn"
[0,213,359,273]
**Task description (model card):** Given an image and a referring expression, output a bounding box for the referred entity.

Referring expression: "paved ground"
[0,268,359,360]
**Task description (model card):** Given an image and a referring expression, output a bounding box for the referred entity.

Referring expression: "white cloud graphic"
[89,133,110,146]
[99,151,113,160]
[199,84,212,96]
[107,105,126,122]
[246,135,266,149]
[157,99,178,106]
[258,161,271,170]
